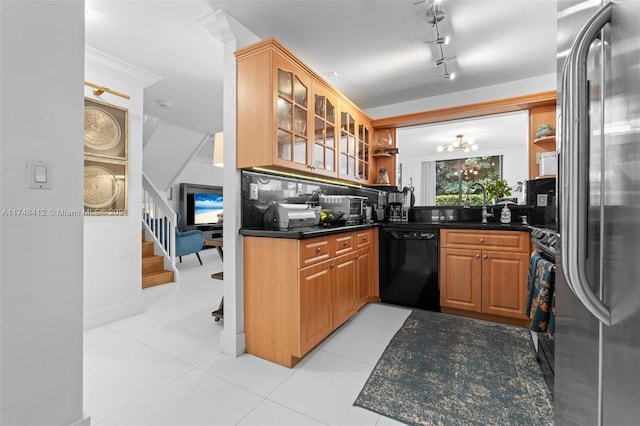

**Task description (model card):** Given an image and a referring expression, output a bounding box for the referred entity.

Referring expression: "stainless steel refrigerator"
[556,0,640,424]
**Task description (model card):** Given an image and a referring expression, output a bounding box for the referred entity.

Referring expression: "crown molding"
[198,9,235,43]
[85,46,163,89]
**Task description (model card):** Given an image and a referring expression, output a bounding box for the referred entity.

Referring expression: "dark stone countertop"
[380,221,531,232]
[239,223,379,239]
[239,221,530,239]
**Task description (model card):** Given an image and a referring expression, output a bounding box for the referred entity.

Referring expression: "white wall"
[83,48,161,329]
[365,73,556,119]
[0,1,87,424]
[143,120,213,193]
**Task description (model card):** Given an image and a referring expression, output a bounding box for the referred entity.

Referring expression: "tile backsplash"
[241,170,382,228]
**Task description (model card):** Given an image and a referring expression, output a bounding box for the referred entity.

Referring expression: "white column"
[199,10,259,356]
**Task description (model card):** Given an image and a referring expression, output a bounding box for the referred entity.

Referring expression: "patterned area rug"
[354,310,554,425]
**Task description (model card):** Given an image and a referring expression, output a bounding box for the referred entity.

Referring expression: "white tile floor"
[84,248,411,425]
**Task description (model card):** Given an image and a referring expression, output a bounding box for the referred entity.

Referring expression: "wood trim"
[371,90,557,129]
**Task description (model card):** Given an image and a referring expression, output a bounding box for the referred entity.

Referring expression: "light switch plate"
[27,160,53,189]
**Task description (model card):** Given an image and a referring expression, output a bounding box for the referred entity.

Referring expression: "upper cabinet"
[311,84,338,178]
[357,116,372,183]
[236,38,372,185]
[275,64,311,168]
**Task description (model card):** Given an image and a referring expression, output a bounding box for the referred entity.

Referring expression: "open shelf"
[533,135,556,144]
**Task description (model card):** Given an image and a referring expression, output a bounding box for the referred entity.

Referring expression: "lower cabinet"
[440,229,530,326]
[244,228,378,367]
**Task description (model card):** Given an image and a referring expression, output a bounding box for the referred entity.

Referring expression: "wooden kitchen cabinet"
[440,229,530,327]
[243,228,379,367]
[311,84,338,178]
[355,229,373,305]
[236,42,312,172]
[236,38,374,185]
[298,258,337,355]
[355,248,372,306]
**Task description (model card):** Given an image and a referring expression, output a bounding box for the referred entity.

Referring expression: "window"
[435,156,503,206]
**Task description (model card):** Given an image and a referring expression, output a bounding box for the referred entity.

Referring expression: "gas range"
[529,226,558,260]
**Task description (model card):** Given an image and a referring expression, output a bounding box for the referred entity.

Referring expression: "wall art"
[84,158,128,216]
[84,97,128,160]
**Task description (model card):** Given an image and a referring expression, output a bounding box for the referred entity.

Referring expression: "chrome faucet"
[464,182,493,224]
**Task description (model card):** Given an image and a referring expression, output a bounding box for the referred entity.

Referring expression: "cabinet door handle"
[316,247,321,253]
[475,254,480,258]
[483,254,488,259]
[344,241,349,246]
[330,263,335,268]
[356,254,360,259]
[479,238,485,243]
[363,237,367,241]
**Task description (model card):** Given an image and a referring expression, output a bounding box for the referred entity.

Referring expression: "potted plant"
[483,179,513,204]
[536,123,555,138]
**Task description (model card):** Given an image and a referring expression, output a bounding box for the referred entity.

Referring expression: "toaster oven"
[319,195,366,225]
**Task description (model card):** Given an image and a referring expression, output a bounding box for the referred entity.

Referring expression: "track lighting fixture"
[421,0,457,80]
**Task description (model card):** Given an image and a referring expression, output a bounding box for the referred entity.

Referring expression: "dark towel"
[526,253,556,338]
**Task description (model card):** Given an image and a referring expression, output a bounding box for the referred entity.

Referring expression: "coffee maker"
[374,191,388,222]
[387,191,404,222]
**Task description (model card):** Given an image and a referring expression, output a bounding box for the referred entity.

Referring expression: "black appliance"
[379,227,440,311]
[526,177,556,230]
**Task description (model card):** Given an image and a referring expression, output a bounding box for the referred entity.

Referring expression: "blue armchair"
[175,213,205,265]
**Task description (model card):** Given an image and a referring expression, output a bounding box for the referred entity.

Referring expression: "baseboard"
[83,297,146,330]
[69,413,91,426]
[220,329,246,357]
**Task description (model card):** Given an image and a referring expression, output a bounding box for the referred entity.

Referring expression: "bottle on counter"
[500,201,513,224]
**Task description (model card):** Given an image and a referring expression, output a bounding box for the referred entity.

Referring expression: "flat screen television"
[179,183,223,230]
[192,193,223,225]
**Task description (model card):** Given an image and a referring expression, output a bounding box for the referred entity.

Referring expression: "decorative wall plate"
[84,106,121,151]
[84,165,120,208]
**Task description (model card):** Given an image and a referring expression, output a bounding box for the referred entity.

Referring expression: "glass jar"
[377,168,390,185]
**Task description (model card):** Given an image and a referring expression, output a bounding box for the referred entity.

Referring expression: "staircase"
[142,172,179,288]
[142,231,174,288]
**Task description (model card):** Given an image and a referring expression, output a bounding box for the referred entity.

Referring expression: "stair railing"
[142,172,178,280]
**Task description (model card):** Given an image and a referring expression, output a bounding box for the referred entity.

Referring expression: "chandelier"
[436,134,479,153]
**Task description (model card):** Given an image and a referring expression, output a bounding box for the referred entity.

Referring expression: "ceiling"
[84,0,557,157]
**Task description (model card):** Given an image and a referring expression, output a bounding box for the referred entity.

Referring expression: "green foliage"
[434,156,503,206]
[537,123,554,132]
[482,179,512,200]
[435,194,484,206]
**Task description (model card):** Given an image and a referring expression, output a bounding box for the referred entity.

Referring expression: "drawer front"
[355,229,372,249]
[299,237,331,267]
[332,232,354,256]
[441,230,529,252]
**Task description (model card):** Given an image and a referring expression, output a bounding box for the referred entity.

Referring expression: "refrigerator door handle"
[560,1,612,326]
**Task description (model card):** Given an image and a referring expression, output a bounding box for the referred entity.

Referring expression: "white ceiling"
[84,0,557,156]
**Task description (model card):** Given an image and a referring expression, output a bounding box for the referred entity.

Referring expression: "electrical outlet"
[249,183,259,200]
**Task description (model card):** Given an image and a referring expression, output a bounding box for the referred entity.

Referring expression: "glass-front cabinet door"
[339,110,357,180]
[275,62,311,169]
[311,86,337,177]
[357,119,371,183]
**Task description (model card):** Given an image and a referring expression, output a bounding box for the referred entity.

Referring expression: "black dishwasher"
[379,228,440,312]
